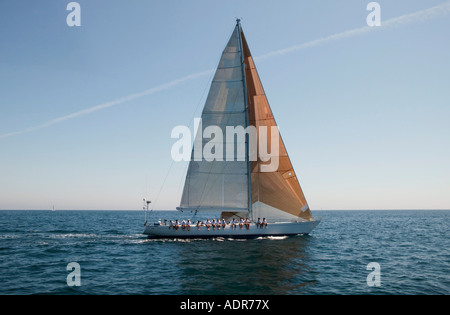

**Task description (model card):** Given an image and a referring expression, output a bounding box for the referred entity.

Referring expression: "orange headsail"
[242,32,313,221]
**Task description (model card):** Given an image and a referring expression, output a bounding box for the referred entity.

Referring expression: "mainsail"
[179,25,249,213]
[179,20,313,222]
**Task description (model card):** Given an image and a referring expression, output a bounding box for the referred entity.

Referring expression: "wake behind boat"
[143,20,320,239]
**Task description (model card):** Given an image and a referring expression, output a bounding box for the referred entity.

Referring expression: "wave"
[49,233,98,239]
[256,236,288,240]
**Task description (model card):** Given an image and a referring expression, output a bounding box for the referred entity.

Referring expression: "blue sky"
[1,0,449,210]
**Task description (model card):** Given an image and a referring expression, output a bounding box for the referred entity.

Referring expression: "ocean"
[0,210,448,295]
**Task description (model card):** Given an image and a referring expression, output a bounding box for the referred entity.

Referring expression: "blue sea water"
[0,210,448,295]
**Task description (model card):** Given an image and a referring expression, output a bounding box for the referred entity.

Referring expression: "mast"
[236,19,253,220]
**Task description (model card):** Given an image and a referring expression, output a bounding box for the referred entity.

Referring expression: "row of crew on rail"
[157,218,269,231]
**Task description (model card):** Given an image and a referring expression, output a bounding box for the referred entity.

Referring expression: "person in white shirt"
[244,218,250,230]
[216,218,221,230]
[186,219,191,231]
[205,219,211,231]
[262,218,268,228]
[256,218,262,229]
[231,219,237,230]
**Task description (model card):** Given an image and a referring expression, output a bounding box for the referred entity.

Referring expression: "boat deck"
[143,220,320,239]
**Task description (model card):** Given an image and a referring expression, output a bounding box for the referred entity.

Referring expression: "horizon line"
[1,208,449,211]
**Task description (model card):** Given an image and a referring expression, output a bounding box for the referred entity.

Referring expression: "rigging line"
[151,159,175,211]
[176,57,219,202]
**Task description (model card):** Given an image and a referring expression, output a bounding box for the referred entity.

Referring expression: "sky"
[0,0,449,210]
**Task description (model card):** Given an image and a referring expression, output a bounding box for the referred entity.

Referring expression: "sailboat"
[143,20,320,238]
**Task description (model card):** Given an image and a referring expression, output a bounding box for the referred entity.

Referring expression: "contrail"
[255,0,450,61]
[0,70,213,139]
[2,1,449,139]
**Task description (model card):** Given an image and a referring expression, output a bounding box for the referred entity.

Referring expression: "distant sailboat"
[52,205,55,212]
[144,20,320,238]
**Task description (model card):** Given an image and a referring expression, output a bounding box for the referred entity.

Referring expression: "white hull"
[143,220,320,239]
